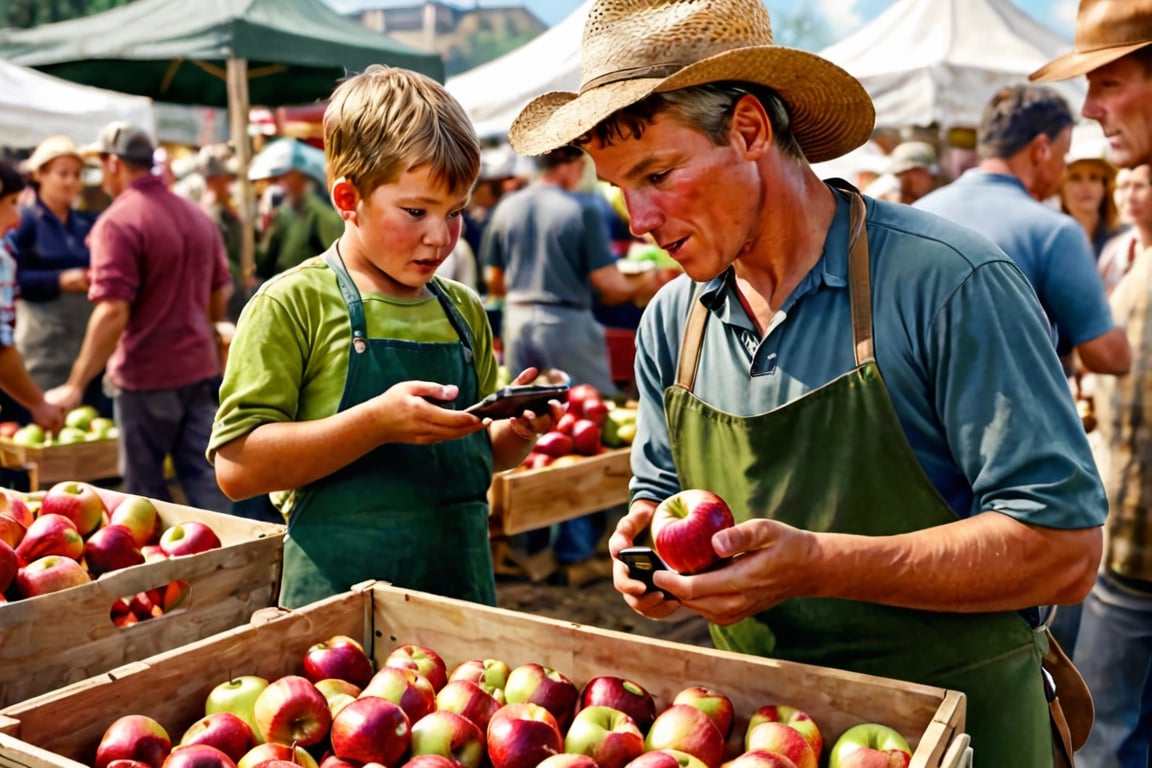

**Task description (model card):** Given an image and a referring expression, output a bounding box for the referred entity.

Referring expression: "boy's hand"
[372,381,487,445]
[505,367,567,437]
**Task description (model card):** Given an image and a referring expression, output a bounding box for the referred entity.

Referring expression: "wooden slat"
[0,439,119,489]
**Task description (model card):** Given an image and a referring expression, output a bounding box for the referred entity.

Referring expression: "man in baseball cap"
[80,121,156,167]
[1032,4,1152,765]
[510,2,1108,765]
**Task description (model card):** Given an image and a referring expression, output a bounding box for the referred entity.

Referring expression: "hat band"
[580,62,686,93]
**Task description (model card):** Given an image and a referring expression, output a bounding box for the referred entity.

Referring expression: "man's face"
[584,110,762,283]
[896,167,934,203]
[1116,164,1152,230]
[1084,54,1152,169]
[1034,125,1073,201]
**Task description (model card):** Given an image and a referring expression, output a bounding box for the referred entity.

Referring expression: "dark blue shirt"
[7,195,96,302]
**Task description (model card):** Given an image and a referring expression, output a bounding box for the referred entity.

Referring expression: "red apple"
[554,412,579,436]
[527,453,556,469]
[0,512,26,549]
[361,665,437,723]
[534,432,574,458]
[179,712,257,762]
[206,676,269,741]
[329,696,412,766]
[570,419,602,455]
[162,745,236,768]
[236,744,318,768]
[162,580,191,612]
[314,678,362,717]
[110,495,162,547]
[485,702,563,768]
[0,491,33,528]
[410,709,486,768]
[626,749,712,768]
[85,524,145,576]
[94,485,131,515]
[0,539,17,594]
[130,589,164,620]
[0,420,19,438]
[580,675,657,732]
[651,489,735,574]
[95,715,172,768]
[644,704,726,768]
[745,723,817,768]
[251,675,331,747]
[107,761,155,768]
[567,384,601,416]
[160,521,222,557]
[745,706,822,759]
[564,705,645,768]
[16,513,84,564]
[539,755,600,768]
[722,751,799,768]
[673,685,736,740]
[401,756,460,768]
[827,723,911,768]
[385,643,449,691]
[304,634,374,688]
[16,554,90,597]
[142,544,168,562]
[449,658,511,700]
[436,679,502,732]
[583,398,609,425]
[318,757,360,768]
[40,480,105,536]
[503,663,580,730]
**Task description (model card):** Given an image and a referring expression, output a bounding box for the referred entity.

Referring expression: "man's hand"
[29,399,66,434]
[45,383,84,414]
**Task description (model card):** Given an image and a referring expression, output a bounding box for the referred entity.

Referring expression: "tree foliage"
[0,0,136,28]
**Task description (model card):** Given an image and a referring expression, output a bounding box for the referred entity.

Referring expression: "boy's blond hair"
[323,65,480,198]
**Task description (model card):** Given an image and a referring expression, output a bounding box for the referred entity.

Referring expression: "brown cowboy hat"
[1030,0,1152,82]
[508,0,875,163]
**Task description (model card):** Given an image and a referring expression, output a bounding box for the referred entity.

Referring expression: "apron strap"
[426,278,476,364]
[322,248,369,345]
[674,187,872,390]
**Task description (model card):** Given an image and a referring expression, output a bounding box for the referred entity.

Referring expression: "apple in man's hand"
[827,723,912,768]
[673,685,736,740]
[159,521,222,557]
[644,704,726,768]
[503,663,580,731]
[329,696,412,767]
[251,675,331,747]
[410,709,486,768]
[303,634,374,688]
[95,715,172,768]
[385,643,449,691]
[651,489,735,574]
[161,744,236,768]
[721,751,799,768]
[486,702,563,768]
[41,480,105,536]
[745,723,817,768]
[580,675,657,732]
[449,658,511,700]
[361,665,437,723]
[745,705,822,758]
[563,705,645,768]
[436,679,502,732]
[178,713,256,763]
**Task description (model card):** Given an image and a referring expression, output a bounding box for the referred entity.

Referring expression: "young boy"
[0,161,64,433]
[208,66,560,609]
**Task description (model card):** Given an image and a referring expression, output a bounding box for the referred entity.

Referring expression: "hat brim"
[1030,40,1152,82]
[509,46,875,164]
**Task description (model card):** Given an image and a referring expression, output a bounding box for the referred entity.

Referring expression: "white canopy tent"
[0,58,155,148]
[445,1,589,140]
[818,0,1086,130]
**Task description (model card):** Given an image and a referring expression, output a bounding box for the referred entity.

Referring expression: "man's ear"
[1030,133,1051,165]
[731,94,772,158]
[331,177,359,222]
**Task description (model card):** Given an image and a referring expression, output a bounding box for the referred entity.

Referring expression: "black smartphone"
[464,384,569,420]
[618,546,669,595]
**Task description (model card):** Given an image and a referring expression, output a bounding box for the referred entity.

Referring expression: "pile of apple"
[521,385,638,471]
[0,405,119,447]
[92,635,914,768]
[0,481,222,609]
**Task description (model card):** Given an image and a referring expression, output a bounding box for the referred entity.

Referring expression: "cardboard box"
[0,500,284,707]
[0,438,120,489]
[488,447,631,536]
[0,582,968,768]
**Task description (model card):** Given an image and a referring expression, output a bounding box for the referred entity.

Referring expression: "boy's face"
[340,164,470,299]
[0,193,21,236]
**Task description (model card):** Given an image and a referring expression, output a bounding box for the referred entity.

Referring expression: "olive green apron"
[665,190,1051,766]
[279,250,496,609]
[15,293,92,390]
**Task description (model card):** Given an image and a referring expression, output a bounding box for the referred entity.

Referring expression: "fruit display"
[85,633,913,768]
[518,385,636,471]
[0,406,119,447]
[0,481,221,610]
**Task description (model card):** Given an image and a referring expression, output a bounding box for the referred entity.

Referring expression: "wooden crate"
[0,500,284,707]
[0,582,967,768]
[0,438,120,489]
[489,447,631,536]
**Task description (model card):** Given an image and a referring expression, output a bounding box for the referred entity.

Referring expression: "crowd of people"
[0,0,1149,764]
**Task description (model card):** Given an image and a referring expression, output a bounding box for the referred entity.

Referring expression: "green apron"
[665,190,1051,766]
[279,249,496,609]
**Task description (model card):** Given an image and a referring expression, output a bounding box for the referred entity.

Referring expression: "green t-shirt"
[208,256,498,510]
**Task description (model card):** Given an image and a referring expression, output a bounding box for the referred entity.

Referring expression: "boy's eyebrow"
[399,194,471,208]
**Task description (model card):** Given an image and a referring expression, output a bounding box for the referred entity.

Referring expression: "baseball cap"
[0,160,26,198]
[196,143,239,179]
[81,121,156,166]
[888,141,938,176]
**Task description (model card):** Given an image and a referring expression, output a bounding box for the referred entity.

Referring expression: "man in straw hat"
[1032,3,1152,765]
[508,1,1109,764]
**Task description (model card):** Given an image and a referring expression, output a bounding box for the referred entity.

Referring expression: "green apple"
[828,723,912,768]
[89,417,117,439]
[564,705,645,768]
[56,426,89,445]
[205,675,270,744]
[11,424,45,446]
[65,405,99,431]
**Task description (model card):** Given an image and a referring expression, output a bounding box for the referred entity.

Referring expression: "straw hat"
[1030,0,1152,82]
[23,135,83,175]
[508,0,875,162]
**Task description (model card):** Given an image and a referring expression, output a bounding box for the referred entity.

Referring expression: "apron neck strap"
[675,188,872,390]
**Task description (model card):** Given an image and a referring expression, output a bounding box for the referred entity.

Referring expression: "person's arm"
[45,300,129,412]
[0,346,64,432]
[485,265,506,298]
[486,368,566,472]
[1076,326,1131,374]
[590,262,662,306]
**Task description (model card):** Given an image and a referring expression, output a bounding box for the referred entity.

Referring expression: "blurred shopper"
[196,143,246,321]
[1100,166,1143,293]
[887,140,939,203]
[916,84,1130,377]
[0,160,65,433]
[6,136,106,420]
[1032,3,1152,765]
[46,122,231,513]
[1060,150,1125,259]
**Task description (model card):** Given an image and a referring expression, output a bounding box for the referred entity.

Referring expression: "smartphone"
[464,384,569,420]
[618,546,669,595]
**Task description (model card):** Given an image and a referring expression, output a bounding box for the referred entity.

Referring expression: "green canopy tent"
[0,0,445,281]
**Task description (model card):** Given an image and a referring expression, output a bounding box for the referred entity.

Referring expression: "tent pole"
[227,57,256,299]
